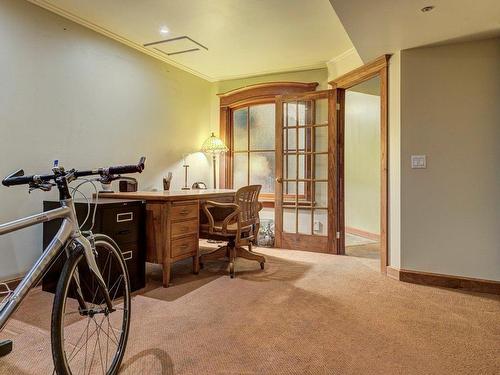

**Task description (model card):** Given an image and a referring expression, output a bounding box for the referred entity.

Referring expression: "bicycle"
[0,157,145,374]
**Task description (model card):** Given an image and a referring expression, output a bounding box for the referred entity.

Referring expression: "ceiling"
[330,0,500,61]
[30,0,355,82]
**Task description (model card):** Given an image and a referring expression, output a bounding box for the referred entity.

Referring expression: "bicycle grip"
[2,170,32,187]
[107,157,146,175]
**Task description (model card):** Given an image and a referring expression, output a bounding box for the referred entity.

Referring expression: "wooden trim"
[328,89,339,254]
[332,55,390,273]
[219,81,319,189]
[280,233,330,253]
[386,266,400,280]
[336,89,345,255]
[329,55,390,89]
[219,107,231,188]
[379,62,389,273]
[386,267,500,295]
[219,82,318,107]
[345,227,380,241]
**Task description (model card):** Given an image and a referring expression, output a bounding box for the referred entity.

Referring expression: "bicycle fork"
[72,234,114,314]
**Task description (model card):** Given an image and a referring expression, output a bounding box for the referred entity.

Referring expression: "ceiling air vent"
[143,36,208,56]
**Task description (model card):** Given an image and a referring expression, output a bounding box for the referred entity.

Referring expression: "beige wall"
[344,91,380,235]
[0,0,212,280]
[400,38,500,280]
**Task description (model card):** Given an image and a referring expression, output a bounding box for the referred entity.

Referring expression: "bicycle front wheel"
[51,234,131,375]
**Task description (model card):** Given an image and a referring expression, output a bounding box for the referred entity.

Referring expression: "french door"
[274,90,343,254]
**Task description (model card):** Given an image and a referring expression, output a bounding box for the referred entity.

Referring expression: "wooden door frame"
[329,55,390,273]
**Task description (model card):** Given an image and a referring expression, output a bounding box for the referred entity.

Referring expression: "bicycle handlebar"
[2,157,146,187]
[1,170,53,187]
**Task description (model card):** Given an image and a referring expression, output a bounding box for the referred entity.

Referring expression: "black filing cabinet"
[42,199,146,293]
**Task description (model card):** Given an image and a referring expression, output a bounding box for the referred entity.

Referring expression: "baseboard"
[386,266,400,280]
[345,227,380,242]
[386,267,500,295]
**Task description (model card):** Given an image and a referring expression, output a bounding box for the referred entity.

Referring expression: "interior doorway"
[344,77,381,260]
[330,55,389,272]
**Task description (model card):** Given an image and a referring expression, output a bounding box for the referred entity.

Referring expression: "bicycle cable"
[69,178,100,231]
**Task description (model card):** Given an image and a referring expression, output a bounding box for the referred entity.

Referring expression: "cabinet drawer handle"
[117,212,133,222]
[179,209,190,215]
[179,244,189,250]
[122,251,133,261]
[117,229,131,235]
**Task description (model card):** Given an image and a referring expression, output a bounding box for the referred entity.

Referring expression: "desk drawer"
[208,196,234,203]
[171,219,198,238]
[102,206,141,243]
[171,236,198,259]
[120,242,145,291]
[171,202,198,220]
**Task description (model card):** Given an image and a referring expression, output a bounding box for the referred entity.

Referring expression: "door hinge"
[336,231,341,239]
[336,103,340,111]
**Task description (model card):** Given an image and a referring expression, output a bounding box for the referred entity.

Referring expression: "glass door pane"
[280,98,329,237]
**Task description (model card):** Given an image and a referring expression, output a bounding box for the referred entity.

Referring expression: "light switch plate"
[411,155,426,169]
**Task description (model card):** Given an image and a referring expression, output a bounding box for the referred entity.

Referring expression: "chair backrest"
[235,185,261,228]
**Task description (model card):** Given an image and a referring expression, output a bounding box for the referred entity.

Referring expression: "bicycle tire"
[51,234,131,375]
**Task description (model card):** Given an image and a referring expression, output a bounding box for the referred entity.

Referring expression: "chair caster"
[260,262,265,270]
[0,340,12,358]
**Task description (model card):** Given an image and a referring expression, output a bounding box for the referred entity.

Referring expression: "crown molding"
[28,0,215,82]
[327,47,358,65]
[212,62,327,82]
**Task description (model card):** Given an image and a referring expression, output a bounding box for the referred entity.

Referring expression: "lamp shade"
[201,132,228,155]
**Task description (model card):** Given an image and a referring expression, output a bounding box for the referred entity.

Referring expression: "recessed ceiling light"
[421,5,435,12]
[159,26,169,35]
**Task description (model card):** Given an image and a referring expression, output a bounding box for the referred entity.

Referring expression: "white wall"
[344,90,380,235]
[0,0,212,280]
[388,51,401,268]
[400,38,500,280]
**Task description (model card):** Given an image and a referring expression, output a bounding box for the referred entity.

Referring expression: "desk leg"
[163,261,171,288]
[193,255,200,275]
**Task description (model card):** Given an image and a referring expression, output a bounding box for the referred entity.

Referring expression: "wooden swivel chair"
[199,185,266,278]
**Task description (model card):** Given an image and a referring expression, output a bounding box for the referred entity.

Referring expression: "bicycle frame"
[0,198,112,332]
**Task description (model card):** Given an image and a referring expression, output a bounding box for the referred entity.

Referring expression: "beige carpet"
[1,245,499,374]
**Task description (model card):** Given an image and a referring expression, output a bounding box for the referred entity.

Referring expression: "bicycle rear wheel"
[51,234,131,375]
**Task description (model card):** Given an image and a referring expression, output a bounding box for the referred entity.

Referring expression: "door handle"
[275,177,283,183]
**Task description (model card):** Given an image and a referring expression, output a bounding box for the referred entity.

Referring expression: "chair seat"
[200,221,253,236]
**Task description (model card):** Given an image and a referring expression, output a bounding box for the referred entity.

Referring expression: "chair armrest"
[201,200,240,234]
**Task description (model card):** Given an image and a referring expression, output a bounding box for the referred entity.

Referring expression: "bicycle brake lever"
[28,181,55,193]
[99,174,121,184]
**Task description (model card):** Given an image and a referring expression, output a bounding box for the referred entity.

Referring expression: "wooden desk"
[100,190,235,287]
